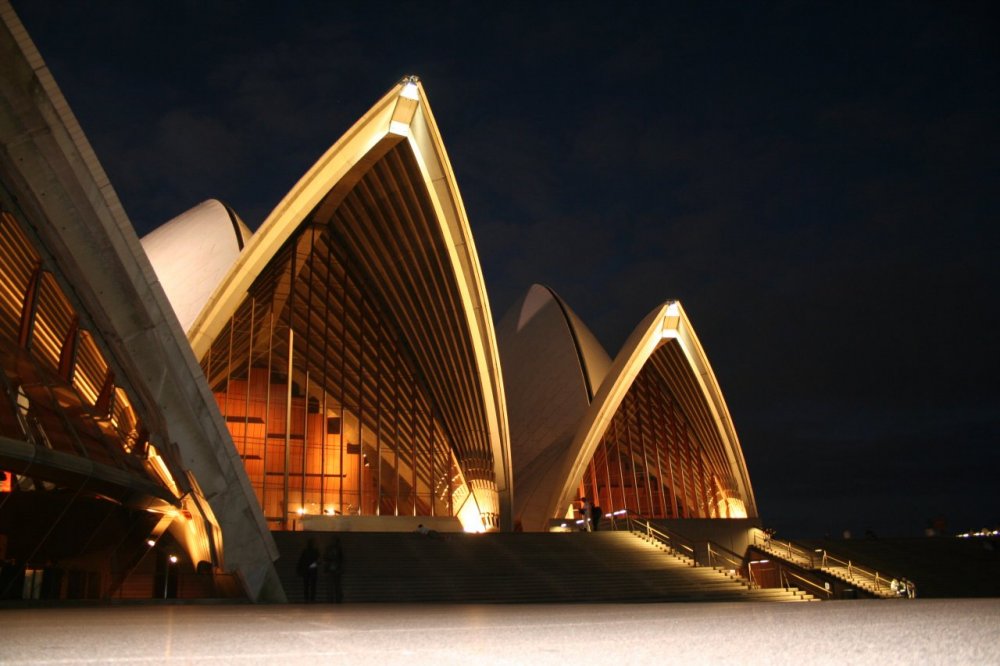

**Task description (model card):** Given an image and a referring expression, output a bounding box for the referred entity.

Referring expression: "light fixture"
[400,76,420,100]
[168,555,178,564]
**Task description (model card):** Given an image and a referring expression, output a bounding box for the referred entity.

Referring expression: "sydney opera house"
[0,5,761,603]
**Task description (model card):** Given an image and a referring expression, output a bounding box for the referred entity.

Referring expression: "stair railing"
[614,512,698,563]
[753,529,908,597]
[705,541,744,572]
[780,569,832,599]
[613,511,749,574]
[607,514,781,592]
[813,549,895,594]
[645,522,698,562]
[752,528,819,567]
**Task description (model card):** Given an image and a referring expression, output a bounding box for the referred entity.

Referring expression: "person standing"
[581,497,593,532]
[297,538,320,603]
[324,537,343,603]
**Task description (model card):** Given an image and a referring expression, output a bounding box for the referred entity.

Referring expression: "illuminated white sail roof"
[141,199,251,333]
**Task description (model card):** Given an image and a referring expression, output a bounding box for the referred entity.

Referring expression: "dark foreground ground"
[2,599,998,664]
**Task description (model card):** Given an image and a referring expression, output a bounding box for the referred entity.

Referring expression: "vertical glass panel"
[203,226,468,529]
[580,355,745,522]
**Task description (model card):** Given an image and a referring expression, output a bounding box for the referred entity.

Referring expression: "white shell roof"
[496,284,612,530]
[141,200,251,333]
[552,301,758,520]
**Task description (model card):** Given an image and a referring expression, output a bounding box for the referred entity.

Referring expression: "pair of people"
[297,537,343,603]
[889,577,915,598]
[896,577,915,598]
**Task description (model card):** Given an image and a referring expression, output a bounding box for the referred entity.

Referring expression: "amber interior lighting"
[581,342,747,519]
[0,210,163,485]
[191,81,509,531]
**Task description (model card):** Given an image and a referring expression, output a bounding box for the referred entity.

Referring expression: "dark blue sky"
[13,1,999,537]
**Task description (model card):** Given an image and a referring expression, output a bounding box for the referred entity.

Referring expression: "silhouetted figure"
[580,497,593,532]
[297,538,320,603]
[592,505,603,531]
[323,537,343,603]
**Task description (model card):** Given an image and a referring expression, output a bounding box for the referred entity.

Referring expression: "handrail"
[752,528,913,597]
[752,529,818,566]
[627,516,697,560]
[648,522,698,560]
[705,541,744,571]
[781,569,833,599]
[609,512,743,573]
[816,550,897,595]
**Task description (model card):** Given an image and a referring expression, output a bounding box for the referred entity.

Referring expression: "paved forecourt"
[2,599,998,664]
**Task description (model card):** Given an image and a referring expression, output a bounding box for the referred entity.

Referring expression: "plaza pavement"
[1,598,998,665]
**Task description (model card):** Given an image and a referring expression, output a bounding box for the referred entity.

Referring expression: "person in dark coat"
[323,537,343,603]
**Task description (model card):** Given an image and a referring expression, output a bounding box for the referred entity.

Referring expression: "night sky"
[12,1,998,538]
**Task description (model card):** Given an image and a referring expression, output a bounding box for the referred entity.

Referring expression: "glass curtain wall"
[202,223,464,530]
[580,350,746,520]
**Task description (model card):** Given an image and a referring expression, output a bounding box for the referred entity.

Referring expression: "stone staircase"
[795,537,1000,599]
[817,564,899,598]
[272,530,815,603]
[753,537,900,598]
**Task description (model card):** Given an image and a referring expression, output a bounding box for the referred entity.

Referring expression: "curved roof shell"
[0,5,282,600]
[551,301,758,523]
[185,79,512,529]
[141,199,251,333]
[496,284,611,530]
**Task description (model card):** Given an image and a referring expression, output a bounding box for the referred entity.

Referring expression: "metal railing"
[603,515,852,599]
[705,541,745,572]
[616,513,698,562]
[751,528,912,597]
[751,529,818,567]
[606,511,745,574]
[780,568,833,599]
[813,549,898,596]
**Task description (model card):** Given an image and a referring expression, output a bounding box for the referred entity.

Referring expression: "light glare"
[401,82,419,100]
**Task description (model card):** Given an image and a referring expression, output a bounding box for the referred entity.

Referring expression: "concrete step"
[272,531,812,604]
